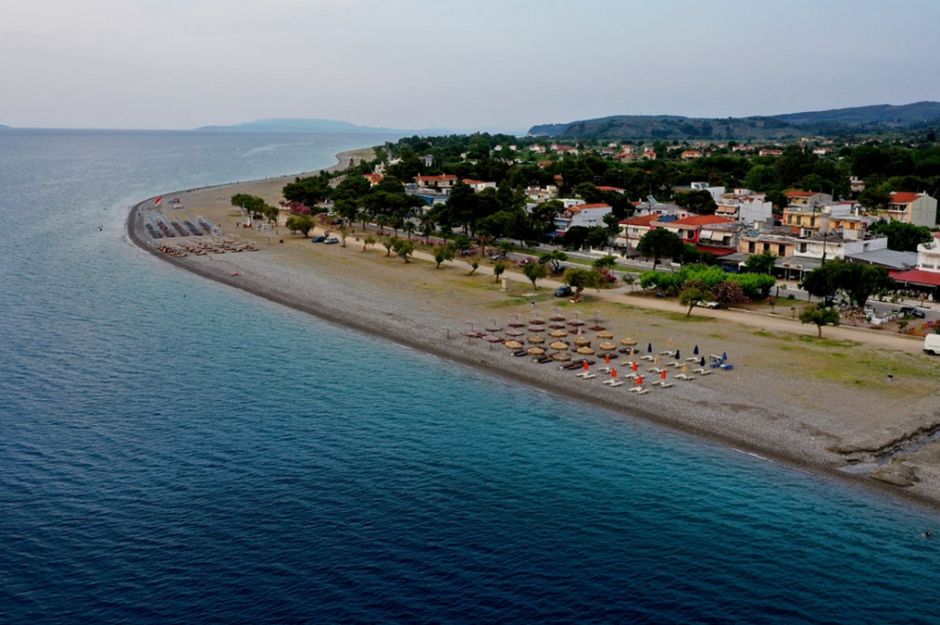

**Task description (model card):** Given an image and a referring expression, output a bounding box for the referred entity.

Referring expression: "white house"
[690,182,726,202]
[554,203,612,234]
[462,179,497,192]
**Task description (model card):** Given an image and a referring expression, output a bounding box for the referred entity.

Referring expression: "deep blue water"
[1,129,939,625]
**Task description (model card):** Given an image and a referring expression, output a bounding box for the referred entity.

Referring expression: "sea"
[1,129,939,625]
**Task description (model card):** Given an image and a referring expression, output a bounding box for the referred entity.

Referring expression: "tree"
[493,260,506,283]
[468,258,480,275]
[383,237,396,257]
[563,268,603,301]
[637,228,683,268]
[868,220,933,252]
[799,304,840,338]
[433,244,454,268]
[592,255,617,270]
[392,238,414,263]
[363,235,376,252]
[539,250,569,274]
[675,189,717,215]
[679,284,712,317]
[285,214,314,237]
[523,262,548,289]
[745,250,777,275]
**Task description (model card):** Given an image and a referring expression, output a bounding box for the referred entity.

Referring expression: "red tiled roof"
[890,191,921,204]
[695,245,737,257]
[597,185,625,192]
[673,215,735,227]
[416,174,457,182]
[619,214,659,226]
[462,179,487,185]
[786,190,814,198]
[891,269,940,287]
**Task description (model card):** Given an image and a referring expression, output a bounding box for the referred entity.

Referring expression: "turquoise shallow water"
[1,129,939,625]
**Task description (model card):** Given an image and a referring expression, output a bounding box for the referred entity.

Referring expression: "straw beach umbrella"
[552,351,571,362]
[548,322,566,329]
[599,342,617,352]
[597,330,614,339]
[549,329,567,338]
[527,347,545,356]
[574,336,591,347]
[528,325,545,332]
[576,346,595,356]
[527,335,545,344]
[620,337,637,347]
[550,341,569,351]
[506,328,524,337]
[504,340,522,350]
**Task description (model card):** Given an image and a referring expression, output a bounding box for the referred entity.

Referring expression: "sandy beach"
[127,149,940,512]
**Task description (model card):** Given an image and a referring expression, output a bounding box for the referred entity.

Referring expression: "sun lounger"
[628,386,649,395]
[648,367,664,374]
[561,362,582,370]
[581,373,597,380]
[602,379,623,387]
[641,355,655,361]
[659,350,674,356]
[720,363,734,371]
[674,373,694,381]
[657,381,674,388]
[536,356,554,364]
[685,357,700,362]
[693,368,712,376]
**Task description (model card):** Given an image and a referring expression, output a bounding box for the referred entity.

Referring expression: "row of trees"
[231,193,278,223]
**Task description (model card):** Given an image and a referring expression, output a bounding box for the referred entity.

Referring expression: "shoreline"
[126,149,940,515]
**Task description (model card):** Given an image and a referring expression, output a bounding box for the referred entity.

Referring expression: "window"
[748,242,755,253]
[762,243,770,252]
[778,244,786,256]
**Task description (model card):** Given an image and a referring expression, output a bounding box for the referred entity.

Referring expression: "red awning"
[890,269,940,287]
[695,245,737,257]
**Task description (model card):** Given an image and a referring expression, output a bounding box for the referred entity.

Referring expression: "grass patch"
[797,335,862,349]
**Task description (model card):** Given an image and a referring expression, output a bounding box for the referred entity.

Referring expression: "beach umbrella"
[582,360,591,372]
[528,325,545,332]
[637,375,645,386]
[660,369,667,382]
[693,345,699,356]
[620,337,637,346]
[604,353,612,365]
[529,318,545,325]
[506,328,525,337]
[548,322,566,329]
[549,329,567,338]
[597,330,614,339]
[527,347,545,356]
[504,340,522,349]
[700,356,706,367]
[589,325,606,332]
[550,313,566,321]
[482,334,502,343]
[527,335,545,344]
[722,351,728,361]
[674,349,681,361]
[552,351,571,362]
[599,342,617,351]
[508,321,525,328]
[550,341,569,351]
[631,361,639,373]
[576,346,595,355]
[574,336,591,347]
[568,319,585,327]
[611,368,618,379]
[647,343,653,354]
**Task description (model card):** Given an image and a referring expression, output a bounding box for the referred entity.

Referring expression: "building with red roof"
[415,174,458,190]
[868,191,938,227]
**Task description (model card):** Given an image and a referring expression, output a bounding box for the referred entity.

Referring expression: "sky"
[2,0,940,131]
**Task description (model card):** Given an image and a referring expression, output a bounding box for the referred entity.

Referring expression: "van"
[924,333,940,355]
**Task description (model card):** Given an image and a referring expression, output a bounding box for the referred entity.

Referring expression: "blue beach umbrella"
[722,351,728,361]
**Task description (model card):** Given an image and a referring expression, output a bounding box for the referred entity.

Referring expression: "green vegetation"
[639,264,775,303]
[800,259,890,308]
[867,220,934,251]
[799,304,841,338]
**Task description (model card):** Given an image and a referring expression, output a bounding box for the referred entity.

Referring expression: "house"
[554,203,612,235]
[552,144,579,156]
[420,154,434,167]
[890,234,940,289]
[642,147,657,160]
[680,149,703,160]
[597,185,625,194]
[616,214,661,249]
[849,176,866,193]
[559,198,587,209]
[785,189,833,208]
[868,191,938,227]
[689,182,726,202]
[525,185,558,202]
[655,214,739,255]
[758,148,783,157]
[462,179,497,192]
[790,232,888,261]
[529,144,546,154]
[738,227,797,258]
[415,174,458,190]
[363,173,385,187]
[715,189,772,225]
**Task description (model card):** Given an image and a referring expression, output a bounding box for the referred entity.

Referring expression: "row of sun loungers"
[157,236,258,257]
[147,215,218,239]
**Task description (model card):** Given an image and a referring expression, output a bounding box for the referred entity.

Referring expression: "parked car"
[925,333,940,355]
[311,235,326,243]
[554,285,573,298]
[324,237,340,245]
[898,306,926,319]
[490,253,507,261]
[696,300,720,309]
[519,257,534,266]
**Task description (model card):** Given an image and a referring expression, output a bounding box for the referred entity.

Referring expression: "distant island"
[194,118,408,135]
[529,101,940,140]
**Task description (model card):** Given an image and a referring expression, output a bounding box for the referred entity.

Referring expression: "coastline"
[126,149,940,514]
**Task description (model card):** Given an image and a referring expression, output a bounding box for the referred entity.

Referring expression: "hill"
[528,101,940,140]
[194,118,405,134]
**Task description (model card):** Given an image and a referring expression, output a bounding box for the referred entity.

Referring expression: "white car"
[925,334,940,355]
